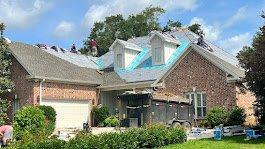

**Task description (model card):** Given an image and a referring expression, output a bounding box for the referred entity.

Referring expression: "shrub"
[10,124,186,149]
[8,138,65,149]
[66,123,186,149]
[92,106,109,126]
[0,100,10,125]
[66,134,101,149]
[38,105,57,134]
[38,105,56,123]
[13,106,46,139]
[206,107,228,127]
[226,107,246,126]
[198,120,208,128]
[103,116,119,127]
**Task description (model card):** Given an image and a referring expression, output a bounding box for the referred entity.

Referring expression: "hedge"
[67,124,186,149]
[9,124,186,149]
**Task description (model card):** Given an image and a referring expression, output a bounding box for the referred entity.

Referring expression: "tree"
[81,6,165,56]
[162,20,182,32]
[0,23,13,125]
[188,23,204,36]
[236,14,265,125]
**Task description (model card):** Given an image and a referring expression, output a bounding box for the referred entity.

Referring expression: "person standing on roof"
[0,125,13,147]
[70,44,77,53]
[90,39,98,56]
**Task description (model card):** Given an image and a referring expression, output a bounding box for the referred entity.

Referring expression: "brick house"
[6,29,256,128]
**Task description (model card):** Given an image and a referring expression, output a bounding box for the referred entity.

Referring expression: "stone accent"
[161,49,237,112]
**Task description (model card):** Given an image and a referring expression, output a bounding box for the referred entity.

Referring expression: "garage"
[41,99,92,129]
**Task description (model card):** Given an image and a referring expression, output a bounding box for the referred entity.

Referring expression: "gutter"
[39,79,45,105]
[98,81,163,91]
[27,75,100,86]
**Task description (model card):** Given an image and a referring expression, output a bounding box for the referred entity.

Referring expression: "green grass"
[161,136,265,149]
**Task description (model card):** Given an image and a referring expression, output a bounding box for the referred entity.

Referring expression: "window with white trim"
[186,92,206,118]
[153,47,162,63]
[116,54,123,68]
[13,99,20,117]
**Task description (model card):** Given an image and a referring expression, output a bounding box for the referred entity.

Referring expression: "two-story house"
[6,29,256,128]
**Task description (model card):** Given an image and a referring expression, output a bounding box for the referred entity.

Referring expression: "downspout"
[39,79,45,105]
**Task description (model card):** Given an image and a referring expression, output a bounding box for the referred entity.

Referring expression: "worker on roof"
[90,39,98,56]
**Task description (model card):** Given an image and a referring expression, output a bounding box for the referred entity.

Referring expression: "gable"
[164,49,228,85]
[150,35,163,46]
[9,42,103,85]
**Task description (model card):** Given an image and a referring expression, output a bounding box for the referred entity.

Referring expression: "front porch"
[100,90,194,127]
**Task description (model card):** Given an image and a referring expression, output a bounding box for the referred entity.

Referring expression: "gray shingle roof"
[102,71,126,86]
[9,42,102,85]
[110,39,142,52]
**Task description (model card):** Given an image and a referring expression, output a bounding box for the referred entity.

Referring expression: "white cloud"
[53,21,75,39]
[0,0,52,28]
[218,32,252,55]
[83,0,198,28]
[224,6,247,28]
[189,17,221,41]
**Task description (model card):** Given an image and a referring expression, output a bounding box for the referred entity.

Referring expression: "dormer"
[110,39,141,70]
[149,31,180,65]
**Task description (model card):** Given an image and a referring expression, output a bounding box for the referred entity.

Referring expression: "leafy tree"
[0,23,13,125]
[163,20,182,32]
[236,14,265,125]
[188,23,204,36]
[81,6,165,56]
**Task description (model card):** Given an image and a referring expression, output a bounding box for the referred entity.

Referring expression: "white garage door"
[41,99,92,129]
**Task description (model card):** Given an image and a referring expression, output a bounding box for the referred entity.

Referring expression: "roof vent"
[60,48,65,53]
[36,44,47,49]
[51,46,58,52]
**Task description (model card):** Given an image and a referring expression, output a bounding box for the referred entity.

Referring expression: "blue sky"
[0,0,264,55]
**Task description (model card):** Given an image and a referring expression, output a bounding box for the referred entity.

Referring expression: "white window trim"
[116,53,123,68]
[185,92,206,119]
[152,45,164,65]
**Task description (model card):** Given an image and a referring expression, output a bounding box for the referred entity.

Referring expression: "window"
[154,47,162,63]
[13,99,20,117]
[186,92,206,118]
[116,54,122,68]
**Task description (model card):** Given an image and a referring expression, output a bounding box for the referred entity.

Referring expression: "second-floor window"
[116,54,122,68]
[154,47,162,63]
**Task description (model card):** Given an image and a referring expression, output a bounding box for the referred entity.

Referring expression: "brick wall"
[6,57,98,121]
[33,82,98,106]
[8,57,35,106]
[161,49,237,112]
[236,84,256,125]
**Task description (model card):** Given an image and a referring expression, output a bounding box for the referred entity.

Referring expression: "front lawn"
[162,136,265,149]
